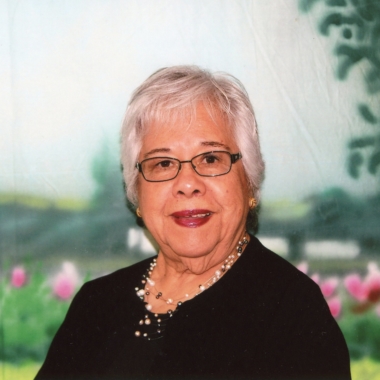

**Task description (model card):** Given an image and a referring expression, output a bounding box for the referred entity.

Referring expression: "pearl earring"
[136,207,142,217]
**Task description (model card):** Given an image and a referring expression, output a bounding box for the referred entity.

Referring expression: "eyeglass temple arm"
[231,153,242,163]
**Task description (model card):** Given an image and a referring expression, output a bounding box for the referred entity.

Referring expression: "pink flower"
[363,263,380,303]
[310,273,320,285]
[365,277,380,303]
[297,262,308,274]
[327,296,342,318]
[344,274,366,302]
[53,275,75,300]
[344,263,380,304]
[320,277,339,298]
[52,262,80,300]
[11,266,27,288]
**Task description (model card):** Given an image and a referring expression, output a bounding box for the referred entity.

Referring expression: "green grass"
[351,358,380,379]
[0,362,41,380]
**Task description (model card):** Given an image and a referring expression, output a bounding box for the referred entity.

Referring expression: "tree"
[299,0,380,181]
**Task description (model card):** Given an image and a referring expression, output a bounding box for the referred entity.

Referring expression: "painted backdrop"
[1,1,379,379]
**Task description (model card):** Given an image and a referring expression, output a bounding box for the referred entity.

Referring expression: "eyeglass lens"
[141,151,233,182]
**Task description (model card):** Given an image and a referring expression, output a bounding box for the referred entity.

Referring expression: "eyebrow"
[200,141,231,150]
[143,141,231,158]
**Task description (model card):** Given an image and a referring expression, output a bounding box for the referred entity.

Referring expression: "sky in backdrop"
[0,0,377,203]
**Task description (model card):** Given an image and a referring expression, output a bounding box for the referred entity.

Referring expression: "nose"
[171,161,206,198]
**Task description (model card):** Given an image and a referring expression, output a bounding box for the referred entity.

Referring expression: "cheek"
[222,174,249,209]
[138,182,170,212]
[137,181,153,210]
[211,181,244,209]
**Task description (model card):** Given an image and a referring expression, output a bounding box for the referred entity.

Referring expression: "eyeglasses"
[136,151,242,182]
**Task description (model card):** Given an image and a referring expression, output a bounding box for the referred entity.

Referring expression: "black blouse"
[36,236,351,380]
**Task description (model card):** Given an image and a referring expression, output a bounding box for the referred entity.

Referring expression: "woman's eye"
[153,160,174,170]
[203,155,218,164]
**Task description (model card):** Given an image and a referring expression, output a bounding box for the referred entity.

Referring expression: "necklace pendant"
[156,292,162,299]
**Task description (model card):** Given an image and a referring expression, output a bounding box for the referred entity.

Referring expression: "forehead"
[140,104,236,153]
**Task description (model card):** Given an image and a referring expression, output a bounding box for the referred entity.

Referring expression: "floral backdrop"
[1,0,379,379]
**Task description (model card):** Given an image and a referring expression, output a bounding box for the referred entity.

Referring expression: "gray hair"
[121,65,265,226]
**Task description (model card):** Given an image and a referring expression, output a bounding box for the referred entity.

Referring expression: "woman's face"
[137,105,250,263]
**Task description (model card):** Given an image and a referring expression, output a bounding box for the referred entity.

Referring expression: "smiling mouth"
[170,210,213,227]
[171,210,213,218]
[183,212,211,218]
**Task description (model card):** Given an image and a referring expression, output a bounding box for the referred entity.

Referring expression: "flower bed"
[297,261,380,360]
[0,262,81,363]
[1,259,380,373]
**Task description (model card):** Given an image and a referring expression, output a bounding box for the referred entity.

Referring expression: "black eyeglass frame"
[135,151,242,183]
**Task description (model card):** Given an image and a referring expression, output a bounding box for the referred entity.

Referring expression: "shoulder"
[240,237,351,377]
[35,256,155,379]
[78,256,154,297]
[217,236,328,329]
[241,236,320,297]
[238,236,338,338]
[64,256,154,318]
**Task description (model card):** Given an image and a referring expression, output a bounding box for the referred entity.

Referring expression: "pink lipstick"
[171,209,212,228]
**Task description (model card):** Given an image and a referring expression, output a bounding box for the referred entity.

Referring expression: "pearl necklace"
[134,232,249,340]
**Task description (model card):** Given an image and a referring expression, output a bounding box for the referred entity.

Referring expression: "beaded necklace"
[134,232,249,340]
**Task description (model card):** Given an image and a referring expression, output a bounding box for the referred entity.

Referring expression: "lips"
[171,209,213,228]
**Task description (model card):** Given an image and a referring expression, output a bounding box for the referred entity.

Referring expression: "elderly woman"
[36,66,351,380]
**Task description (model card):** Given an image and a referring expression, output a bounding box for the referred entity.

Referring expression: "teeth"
[188,213,210,218]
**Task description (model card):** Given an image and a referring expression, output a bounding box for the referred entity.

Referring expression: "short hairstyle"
[121,65,265,228]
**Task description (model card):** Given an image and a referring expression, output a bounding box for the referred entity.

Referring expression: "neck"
[141,231,249,313]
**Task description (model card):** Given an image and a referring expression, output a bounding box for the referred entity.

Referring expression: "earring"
[249,198,256,209]
[136,207,142,217]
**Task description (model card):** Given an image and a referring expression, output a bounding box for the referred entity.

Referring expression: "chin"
[166,232,218,257]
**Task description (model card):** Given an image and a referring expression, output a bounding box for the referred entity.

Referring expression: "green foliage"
[369,149,380,174]
[348,151,364,178]
[348,136,376,149]
[299,0,322,12]
[260,187,380,255]
[0,267,71,363]
[327,0,347,6]
[339,311,380,360]
[0,138,138,258]
[91,140,125,209]
[359,104,378,124]
[335,45,367,80]
[299,0,380,181]
[319,14,363,38]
